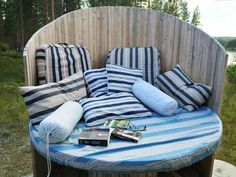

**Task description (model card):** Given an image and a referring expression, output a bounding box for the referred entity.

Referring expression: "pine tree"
[152,0,200,27]
[191,6,201,26]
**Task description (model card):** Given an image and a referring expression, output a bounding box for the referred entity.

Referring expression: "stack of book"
[78,119,143,146]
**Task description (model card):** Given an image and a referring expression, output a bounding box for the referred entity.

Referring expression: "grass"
[0,51,235,176]
[0,51,32,177]
[215,81,236,165]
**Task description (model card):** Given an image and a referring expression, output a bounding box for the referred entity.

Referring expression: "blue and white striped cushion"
[156,64,212,111]
[19,72,87,126]
[106,64,143,94]
[84,68,107,97]
[36,44,91,85]
[79,92,152,126]
[107,47,160,85]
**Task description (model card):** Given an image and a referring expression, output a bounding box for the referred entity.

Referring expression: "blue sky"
[188,0,236,37]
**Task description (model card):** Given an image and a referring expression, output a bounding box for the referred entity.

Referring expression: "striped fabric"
[84,68,108,97]
[79,92,152,126]
[156,64,212,111]
[107,47,160,85]
[106,64,143,94]
[19,72,87,126]
[30,107,222,173]
[36,44,91,85]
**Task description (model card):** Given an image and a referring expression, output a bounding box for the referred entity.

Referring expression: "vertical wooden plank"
[68,11,76,44]
[146,10,158,47]
[121,7,129,47]
[171,17,182,67]
[210,49,228,113]
[160,14,175,71]
[128,7,134,47]
[178,22,194,75]
[99,6,108,68]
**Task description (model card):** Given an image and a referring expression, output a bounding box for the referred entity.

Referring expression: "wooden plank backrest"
[23,6,228,113]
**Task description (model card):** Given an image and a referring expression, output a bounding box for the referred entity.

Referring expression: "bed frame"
[23,6,228,177]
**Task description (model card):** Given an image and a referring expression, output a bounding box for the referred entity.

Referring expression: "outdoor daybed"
[23,6,228,177]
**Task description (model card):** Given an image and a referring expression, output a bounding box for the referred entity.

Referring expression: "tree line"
[216,37,236,50]
[0,0,200,50]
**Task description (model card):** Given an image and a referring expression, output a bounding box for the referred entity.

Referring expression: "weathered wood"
[23,6,227,114]
[23,6,227,177]
[193,154,215,177]
[32,147,216,177]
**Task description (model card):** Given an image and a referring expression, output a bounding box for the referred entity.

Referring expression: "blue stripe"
[86,110,151,124]
[107,70,142,78]
[83,101,140,115]
[81,130,218,159]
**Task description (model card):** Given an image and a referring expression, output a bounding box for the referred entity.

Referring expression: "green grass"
[215,81,236,165]
[0,51,32,177]
[0,52,235,176]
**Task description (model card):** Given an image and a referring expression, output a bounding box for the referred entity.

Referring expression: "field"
[0,52,235,177]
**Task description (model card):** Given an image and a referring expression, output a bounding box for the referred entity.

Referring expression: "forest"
[0,0,200,50]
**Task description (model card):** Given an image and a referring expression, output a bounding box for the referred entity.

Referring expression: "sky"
[188,0,236,37]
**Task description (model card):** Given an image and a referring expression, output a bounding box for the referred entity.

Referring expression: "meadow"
[0,52,235,177]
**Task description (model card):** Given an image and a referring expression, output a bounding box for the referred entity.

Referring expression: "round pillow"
[132,80,178,116]
[38,101,83,143]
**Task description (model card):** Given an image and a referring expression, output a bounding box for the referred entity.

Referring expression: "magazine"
[104,119,130,129]
[111,128,141,143]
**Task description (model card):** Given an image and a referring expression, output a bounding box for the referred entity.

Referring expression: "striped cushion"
[84,68,108,97]
[155,64,212,111]
[107,47,160,85]
[79,92,152,126]
[36,44,91,85]
[19,72,87,126]
[107,64,143,94]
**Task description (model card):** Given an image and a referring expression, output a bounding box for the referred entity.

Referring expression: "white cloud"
[188,0,236,37]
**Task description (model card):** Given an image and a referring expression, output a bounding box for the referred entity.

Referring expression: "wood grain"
[23,6,226,177]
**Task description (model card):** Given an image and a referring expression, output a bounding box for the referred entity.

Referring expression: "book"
[104,119,130,129]
[111,129,141,143]
[78,127,111,146]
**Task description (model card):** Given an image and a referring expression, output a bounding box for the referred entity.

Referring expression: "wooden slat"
[23,6,227,111]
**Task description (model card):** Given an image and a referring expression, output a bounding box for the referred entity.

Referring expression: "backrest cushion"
[19,72,87,126]
[79,92,152,126]
[106,64,143,94]
[155,64,212,111]
[84,68,108,97]
[36,44,91,85]
[107,47,160,85]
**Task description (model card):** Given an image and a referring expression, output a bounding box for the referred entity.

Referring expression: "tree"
[226,39,236,50]
[191,6,200,26]
[152,0,200,26]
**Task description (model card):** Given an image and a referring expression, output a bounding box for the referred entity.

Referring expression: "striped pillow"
[19,72,87,126]
[84,68,108,97]
[155,64,212,111]
[79,92,152,126]
[36,44,91,85]
[106,64,143,94]
[107,47,160,85]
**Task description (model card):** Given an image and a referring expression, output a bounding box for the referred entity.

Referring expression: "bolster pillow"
[38,101,83,143]
[132,80,178,116]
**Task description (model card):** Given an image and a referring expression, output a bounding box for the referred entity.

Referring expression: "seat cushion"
[107,64,143,94]
[35,44,91,85]
[79,92,152,126]
[107,47,160,85]
[84,68,108,97]
[155,64,212,111]
[19,72,87,126]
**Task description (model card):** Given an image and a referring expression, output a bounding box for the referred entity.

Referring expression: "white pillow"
[132,80,178,116]
[38,101,83,143]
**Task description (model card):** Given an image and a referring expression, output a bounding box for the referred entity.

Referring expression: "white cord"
[46,133,51,177]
